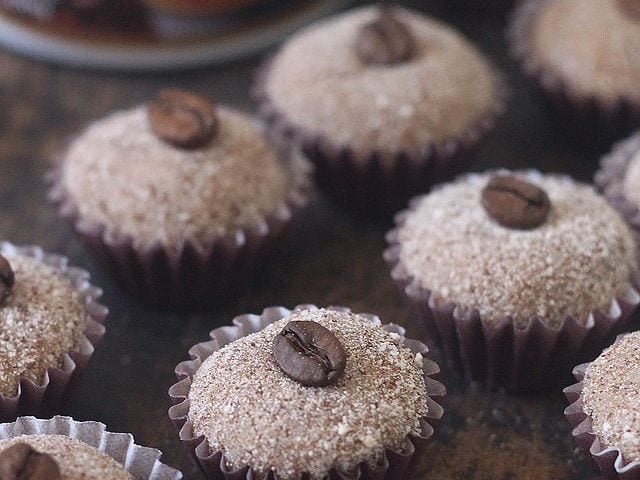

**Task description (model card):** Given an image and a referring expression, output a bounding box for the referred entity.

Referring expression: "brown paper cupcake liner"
[168,304,446,480]
[252,57,509,216]
[595,132,640,241]
[0,242,107,422]
[47,153,312,310]
[508,0,640,142]
[429,0,514,17]
[564,354,640,479]
[0,415,182,479]
[383,179,640,392]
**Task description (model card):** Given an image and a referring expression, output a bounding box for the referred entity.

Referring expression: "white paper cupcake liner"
[564,345,640,480]
[0,415,182,479]
[168,305,445,480]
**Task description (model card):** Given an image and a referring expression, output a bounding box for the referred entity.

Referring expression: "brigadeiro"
[596,130,640,239]
[509,0,640,141]
[49,88,311,309]
[254,4,507,215]
[385,170,640,391]
[0,416,182,479]
[0,242,106,422]
[564,332,640,479]
[169,305,445,480]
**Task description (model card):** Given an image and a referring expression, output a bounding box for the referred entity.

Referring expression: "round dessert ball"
[597,131,640,236]
[565,331,640,478]
[0,416,183,480]
[395,172,636,326]
[0,243,106,420]
[582,332,640,466]
[0,251,88,398]
[256,4,506,214]
[386,170,639,390]
[509,0,640,139]
[0,435,131,480]
[61,98,290,253]
[52,89,310,308]
[170,305,445,480]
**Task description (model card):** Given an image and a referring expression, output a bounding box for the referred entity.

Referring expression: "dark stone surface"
[0,1,623,478]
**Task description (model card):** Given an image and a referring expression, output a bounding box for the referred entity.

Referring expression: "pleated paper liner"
[0,416,182,479]
[48,153,312,311]
[168,305,445,480]
[253,58,509,218]
[596,131,640,244]
[384,199,640,392]
[508,0,640,147]
[564,357,640,480]
[0,242,107,422]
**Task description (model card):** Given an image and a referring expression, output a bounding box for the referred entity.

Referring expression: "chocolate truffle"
[394,172,636,327]
[61,104,290,254]
[0,243,107,422]
[256,5,506,214]
[52,90,310,308]
[170,305,444,480]
[0,251,89,398]
[0,416,183,480]
[0,435,131,480]
[510,0,640,138]
[581,332,640,464]
[386,171,640,390]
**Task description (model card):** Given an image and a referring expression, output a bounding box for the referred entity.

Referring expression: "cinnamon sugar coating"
[582,332,640,463]
[623,150,640,207]
[527,0,640,103]
[0,435,131,480]
[396,172,637,328]
[188,308,427,480]
[263,6,499,157]
[0,252,88,397]
[61,106,290,253]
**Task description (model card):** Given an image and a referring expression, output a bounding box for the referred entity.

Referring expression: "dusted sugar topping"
[396,172,637,328]
[623,150,640,207]
[264,6,498,157]
[0,252,88,397]
[62,105,290,252]
[0,435,132,480]
[529,0,640,103]
[188,308,427,480]
[582,332,640,463]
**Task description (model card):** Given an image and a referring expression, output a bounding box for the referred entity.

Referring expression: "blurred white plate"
[0,0,350,71]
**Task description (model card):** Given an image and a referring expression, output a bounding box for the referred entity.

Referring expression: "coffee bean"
[273,321,347,387]
[354,7,415,66]
[0,443,61,480]
[147,89,217,149]
[617,0,640,19]
[481,175,551,229]
[0,254,14,304]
